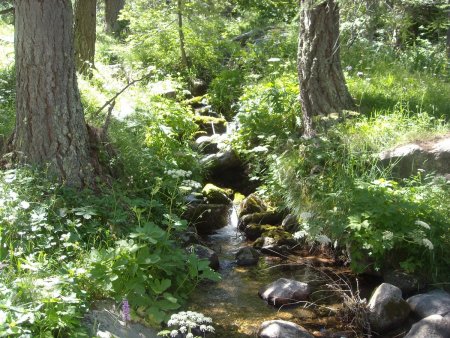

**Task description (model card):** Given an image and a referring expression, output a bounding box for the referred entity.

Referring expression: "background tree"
[297,0,354,137]
[74,0,97,76]
[12,0,93,187]
[105,0,125,34]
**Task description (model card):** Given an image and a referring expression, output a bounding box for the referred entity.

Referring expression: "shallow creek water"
[187,206,370,338]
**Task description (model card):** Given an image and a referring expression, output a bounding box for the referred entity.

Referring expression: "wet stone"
[238,193,267,218]
[235,246,260,266]
[259,278,311,307]
[187,244,220,270]
[257,320,314,338]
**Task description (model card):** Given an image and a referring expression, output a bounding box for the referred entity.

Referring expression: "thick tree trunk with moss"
[75,0,97,76]
[297,0,354,137]
[74,0,97,76]
[13,0,93,187]
[105,0,125,34]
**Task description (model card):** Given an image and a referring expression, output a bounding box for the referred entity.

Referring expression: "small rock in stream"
[235,246,260,266]
[187,244,220,270]
[259,278,311,307]
[257,320,314,338]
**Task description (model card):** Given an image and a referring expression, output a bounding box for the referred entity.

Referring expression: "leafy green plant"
[86,221,220,325]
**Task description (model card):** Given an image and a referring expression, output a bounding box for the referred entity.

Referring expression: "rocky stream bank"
[87,87,450,338]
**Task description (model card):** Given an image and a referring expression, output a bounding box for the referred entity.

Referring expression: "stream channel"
[187,205,378,338]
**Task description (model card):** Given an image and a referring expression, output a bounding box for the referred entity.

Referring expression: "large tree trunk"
[13,0,93,187]
[105,0,125,34]
[74,0,97,76]
[297,0,354,137]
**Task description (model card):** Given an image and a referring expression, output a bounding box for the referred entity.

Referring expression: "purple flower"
[122,299,131,322]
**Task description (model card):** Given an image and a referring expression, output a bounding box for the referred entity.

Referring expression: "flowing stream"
[187,205,362,337]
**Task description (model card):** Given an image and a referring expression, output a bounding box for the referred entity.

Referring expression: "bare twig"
[93,72,152,118]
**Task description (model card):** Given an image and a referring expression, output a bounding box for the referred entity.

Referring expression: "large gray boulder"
[379,136,450,178]
[259,278,311,307]
[257,320,314,338]
[367,283,410,333]
[407,289,450,319]
[404,313,450,338]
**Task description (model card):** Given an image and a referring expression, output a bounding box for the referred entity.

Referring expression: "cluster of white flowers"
[165,169,192,179]
[382,230,394,241]
[422,238,434,250]
[178,180,202,193]
[293,230,308,240]
[165,311,214,338]
[415,220,431,230]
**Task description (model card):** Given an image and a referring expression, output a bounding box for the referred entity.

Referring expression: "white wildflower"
[199,325,207,332]
[9,191,18,201]
[19,201,30,209]
[170,330,178,337]
[179,326,187,333]
[422,238,434,250]
[415,220,430,230]
[293,230,307,240]
[382,231,394,241]
[206,325,215,332]
[186,333,194,338]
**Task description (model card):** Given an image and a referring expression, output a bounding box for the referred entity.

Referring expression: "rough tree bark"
[13,0,93,187]
[105,0,125,34]
[74,0,97,76]
[297,0,354,137]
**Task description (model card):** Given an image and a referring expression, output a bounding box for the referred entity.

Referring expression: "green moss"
[238,193,267,218]
[202,183,232,204]
[185,95,206,107]
[193,115,227,126]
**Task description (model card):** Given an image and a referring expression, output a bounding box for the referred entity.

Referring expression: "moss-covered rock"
[193,115,227,135]
[243,224,278,241]
[202,183,233,204]
[185,95,206,108]
[182,203,231,235]
[238,193,267,218]
[238,211,284,231]
[253,229,296,256]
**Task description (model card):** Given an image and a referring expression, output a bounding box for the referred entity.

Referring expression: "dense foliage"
[0,0,449,335]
